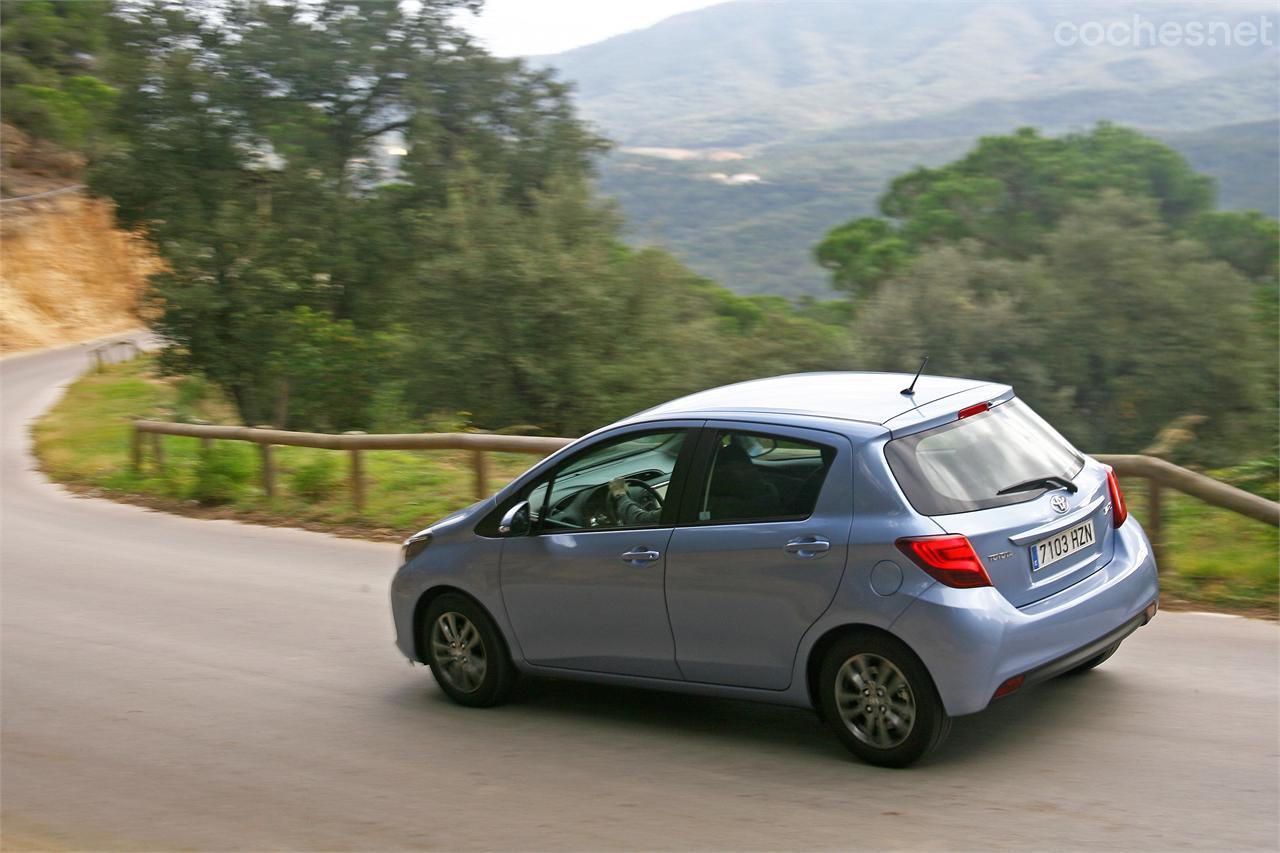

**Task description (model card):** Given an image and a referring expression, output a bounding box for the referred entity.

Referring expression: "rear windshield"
[885,399,1084,516]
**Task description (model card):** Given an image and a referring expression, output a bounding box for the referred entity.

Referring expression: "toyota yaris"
[390,372,1159,766]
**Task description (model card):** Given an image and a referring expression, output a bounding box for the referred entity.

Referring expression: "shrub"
[189,444,253,505]
[173,375,211,421]
[10,76,115,149]
[366,381,418,434]
[1219,456,1280,502]
[288,454,340,502]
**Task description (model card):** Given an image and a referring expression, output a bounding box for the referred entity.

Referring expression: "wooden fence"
[91,340,142,372]
[1093,454,1279,569]
[130,420,1278,572]
[132,421,571,511]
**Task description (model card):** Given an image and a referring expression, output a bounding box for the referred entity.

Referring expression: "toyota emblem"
[1050,494,1069,514]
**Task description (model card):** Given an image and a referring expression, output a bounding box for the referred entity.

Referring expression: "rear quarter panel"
[787,433,945,697]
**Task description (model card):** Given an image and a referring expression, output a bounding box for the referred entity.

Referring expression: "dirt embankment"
[1,125,157,355]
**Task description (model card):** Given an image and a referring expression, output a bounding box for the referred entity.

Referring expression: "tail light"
[1105,466,1127,528]
[895,534,992,589]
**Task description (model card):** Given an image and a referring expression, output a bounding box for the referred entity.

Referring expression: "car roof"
[628,371,1011,429]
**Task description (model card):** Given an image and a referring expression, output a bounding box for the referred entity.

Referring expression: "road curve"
[2,338,1277,851]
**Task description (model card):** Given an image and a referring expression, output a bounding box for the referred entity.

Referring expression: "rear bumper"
[890,516,1159,716]
[1019,602,1152,687]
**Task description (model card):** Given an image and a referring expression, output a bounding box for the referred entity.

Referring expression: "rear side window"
[694,431,835,523]
[885,399,1084,516]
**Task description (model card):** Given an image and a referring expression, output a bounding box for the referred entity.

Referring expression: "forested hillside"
[538,0,1280,297]
[1156,120,1280,216]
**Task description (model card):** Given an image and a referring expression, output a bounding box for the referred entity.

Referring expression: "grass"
[34,357,1279,615]
[33,357,538,537]
[1121,479,1278,615]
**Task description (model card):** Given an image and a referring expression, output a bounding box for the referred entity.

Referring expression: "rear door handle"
[784,537,831,558]
[621,548,661,564]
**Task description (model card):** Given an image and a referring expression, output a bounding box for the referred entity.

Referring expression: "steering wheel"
[606,478,664,525]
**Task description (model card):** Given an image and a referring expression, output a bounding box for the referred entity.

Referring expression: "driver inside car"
[608,478,661,526]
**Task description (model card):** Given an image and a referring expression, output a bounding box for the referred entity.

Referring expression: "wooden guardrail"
[130,421,1277,571]
[91,340,142,372]
[132,421,571,511]
[1094,455,1278,527]
[1095,454,1279,571]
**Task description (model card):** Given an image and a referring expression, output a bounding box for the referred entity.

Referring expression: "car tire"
[819,631,950,768]
[1064,641,1121,676]
[422,593,516,707]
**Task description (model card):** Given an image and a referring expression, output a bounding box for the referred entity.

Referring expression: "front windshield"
[885,399,1084,516]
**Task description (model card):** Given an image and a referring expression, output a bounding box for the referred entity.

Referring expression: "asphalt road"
[2,337,1278,851]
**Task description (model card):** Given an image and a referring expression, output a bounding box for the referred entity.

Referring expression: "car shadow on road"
[390,666,1127,768]
[387,675,840,761]
[933,670,1131,766]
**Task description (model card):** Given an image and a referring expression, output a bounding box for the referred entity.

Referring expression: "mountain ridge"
[536,0,1280,297]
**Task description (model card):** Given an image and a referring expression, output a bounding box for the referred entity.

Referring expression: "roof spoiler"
[883,385,1015,439]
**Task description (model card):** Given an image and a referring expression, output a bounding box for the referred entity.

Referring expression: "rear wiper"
[996,475,1078,496]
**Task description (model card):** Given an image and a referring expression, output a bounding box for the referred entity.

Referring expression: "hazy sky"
[458,0,726,56]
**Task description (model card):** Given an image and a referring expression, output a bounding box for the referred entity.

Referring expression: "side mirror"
[498,500,531,536]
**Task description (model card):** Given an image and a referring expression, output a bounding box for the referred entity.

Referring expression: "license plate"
[1030,518,1096,572]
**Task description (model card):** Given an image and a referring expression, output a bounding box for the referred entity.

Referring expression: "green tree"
[852,242,1061,411]
[83,0,877,435]
[854,192,1271,461]
[1,0,115,147]
[267,307,399,431]
[407,171,630,433]
[1188,210,1280,285]
[0,0,108,72]
[814,217,909,302]
[93,0,604,428]
[1037,192,1270,461]
[819,125,1218,300]
[407,168,854,435]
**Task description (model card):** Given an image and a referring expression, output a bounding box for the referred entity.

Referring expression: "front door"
[665,424,853,689]
[499,425,697,679]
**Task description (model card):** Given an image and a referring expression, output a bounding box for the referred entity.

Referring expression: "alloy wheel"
[834,652,916,749]
[430,611,488,693]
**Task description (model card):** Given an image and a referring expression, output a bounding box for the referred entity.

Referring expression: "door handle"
[621,548,661,564]
[784,537,831,558]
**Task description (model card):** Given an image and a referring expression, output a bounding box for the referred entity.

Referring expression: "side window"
[536,430,688,532]
[695,431,834,524]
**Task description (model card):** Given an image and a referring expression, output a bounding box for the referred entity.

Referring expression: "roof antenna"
[901,356,928,396]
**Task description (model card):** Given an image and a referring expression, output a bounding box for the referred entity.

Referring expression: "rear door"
[885,399,1116,608]
[664,423,853,690]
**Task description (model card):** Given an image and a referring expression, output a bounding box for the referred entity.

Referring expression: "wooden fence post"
[1147,478,1167,573]
[255,426,276,499]
[191,419,213,453]
[472,449,490,500]
[149,432,165,470]
[344,431,366,512]
[131,425,144,471]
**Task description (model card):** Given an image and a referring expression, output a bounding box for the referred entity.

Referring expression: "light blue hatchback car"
[391,372,1159,766]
